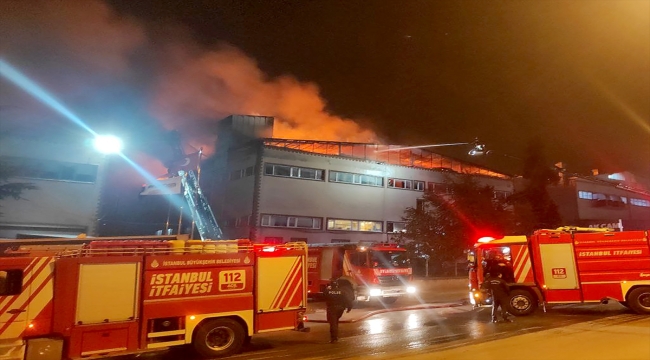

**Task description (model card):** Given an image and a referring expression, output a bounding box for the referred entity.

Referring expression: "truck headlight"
[369,288,382,297]
[406,286,416,294]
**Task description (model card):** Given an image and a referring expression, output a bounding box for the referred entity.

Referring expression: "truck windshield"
[370,250,410,268]
[467,250,476,267]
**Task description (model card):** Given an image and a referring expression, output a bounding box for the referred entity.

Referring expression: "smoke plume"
[1,0,378,158]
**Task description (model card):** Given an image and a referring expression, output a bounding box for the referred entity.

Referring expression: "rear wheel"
[627,287,650,315]
[507,289,537,316]
[193,318,245,358]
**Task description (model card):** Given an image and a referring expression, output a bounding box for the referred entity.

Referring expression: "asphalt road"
[139,294,634,360]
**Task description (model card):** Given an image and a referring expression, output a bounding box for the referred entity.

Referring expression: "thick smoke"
[1,0,377,158]
[150,44,378,150]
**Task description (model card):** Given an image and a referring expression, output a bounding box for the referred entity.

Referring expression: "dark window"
[0,270,23,296]
[350,252,368,267]
[370,251,410,268]
[1,156,98,183]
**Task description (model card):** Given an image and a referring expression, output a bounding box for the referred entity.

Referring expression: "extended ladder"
[179,170,223,240]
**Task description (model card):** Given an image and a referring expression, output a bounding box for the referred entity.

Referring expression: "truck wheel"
[193,318,245,358]
[507,289,537,316]
[627,287,650,315]
[380,297,398,305]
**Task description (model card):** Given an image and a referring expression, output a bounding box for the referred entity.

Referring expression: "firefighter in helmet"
[481,272,512,323]
[324,279,354,343]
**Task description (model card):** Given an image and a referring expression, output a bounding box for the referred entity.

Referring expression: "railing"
[52,240,308,258]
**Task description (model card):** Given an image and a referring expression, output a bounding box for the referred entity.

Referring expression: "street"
[135,278,649,360]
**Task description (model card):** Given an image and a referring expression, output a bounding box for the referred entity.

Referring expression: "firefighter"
[481,272,512,323]
[324,279,354,343]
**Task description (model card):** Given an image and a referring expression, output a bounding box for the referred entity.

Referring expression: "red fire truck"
[307,243,416,304]
[467,227,650,316]
[0,239,307,359]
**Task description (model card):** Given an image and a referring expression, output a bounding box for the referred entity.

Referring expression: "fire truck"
[467,227,650,316]
[307,243,416,304]
[0,239,308,359]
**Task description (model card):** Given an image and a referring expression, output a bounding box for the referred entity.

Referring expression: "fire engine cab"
[0,239,308,359]
[307,243,416,304]
[468,227,650,316]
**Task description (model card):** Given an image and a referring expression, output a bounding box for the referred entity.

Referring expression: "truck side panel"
[0,256,54,351]
[573,230,650,301]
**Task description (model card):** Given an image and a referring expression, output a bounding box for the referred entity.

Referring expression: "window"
[261,214,322,229]
[350,252,369,266]
[245,166,254,177]
[414,181,425,191]
[264,163,324,180]
[370,250,410,269]
[328,171,383,187]
[388,178,412,189]
[578,191,593,200]
[387,221,407,233]
[2,156,98,183]
[631,198,650,207]
[0,270,23,296]
[327,218,382,232]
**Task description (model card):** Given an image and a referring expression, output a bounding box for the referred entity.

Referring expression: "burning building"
[201,115,513,244]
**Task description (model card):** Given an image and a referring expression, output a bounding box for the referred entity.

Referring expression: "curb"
[306,301,468,323]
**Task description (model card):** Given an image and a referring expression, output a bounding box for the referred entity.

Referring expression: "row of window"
[263,163,513,198]
[2,156,98,183]
[242,213,409,233]
[264,163,325,180]
[578,191,650,208]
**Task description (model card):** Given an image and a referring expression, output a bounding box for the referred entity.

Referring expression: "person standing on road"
[482,272,512,323]
[324,279,354,343]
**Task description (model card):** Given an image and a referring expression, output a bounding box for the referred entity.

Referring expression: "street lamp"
[93,135,123,154]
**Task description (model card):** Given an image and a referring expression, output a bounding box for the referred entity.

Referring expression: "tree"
[0,159,37,216]
[396,174,513,275]
[509,139,562,234]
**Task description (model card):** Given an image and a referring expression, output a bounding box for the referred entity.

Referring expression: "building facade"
[0,129,107,238]
[548,171,650,231]
[204,115,514,244]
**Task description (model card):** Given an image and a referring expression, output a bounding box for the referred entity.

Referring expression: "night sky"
[2,0,649,180]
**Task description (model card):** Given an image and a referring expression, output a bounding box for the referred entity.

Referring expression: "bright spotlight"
[93,135,123,154]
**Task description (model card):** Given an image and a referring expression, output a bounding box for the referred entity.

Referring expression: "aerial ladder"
[179,169,223,240]
[165,130,223,241]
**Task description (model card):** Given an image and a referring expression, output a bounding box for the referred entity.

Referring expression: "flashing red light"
[477,236,496,243]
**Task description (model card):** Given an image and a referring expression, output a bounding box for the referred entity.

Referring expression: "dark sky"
[2,0,649,179]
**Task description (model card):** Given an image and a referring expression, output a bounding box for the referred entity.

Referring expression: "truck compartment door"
[255,255,305,332]
[539,243,579,290]
[76,262,140,324]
